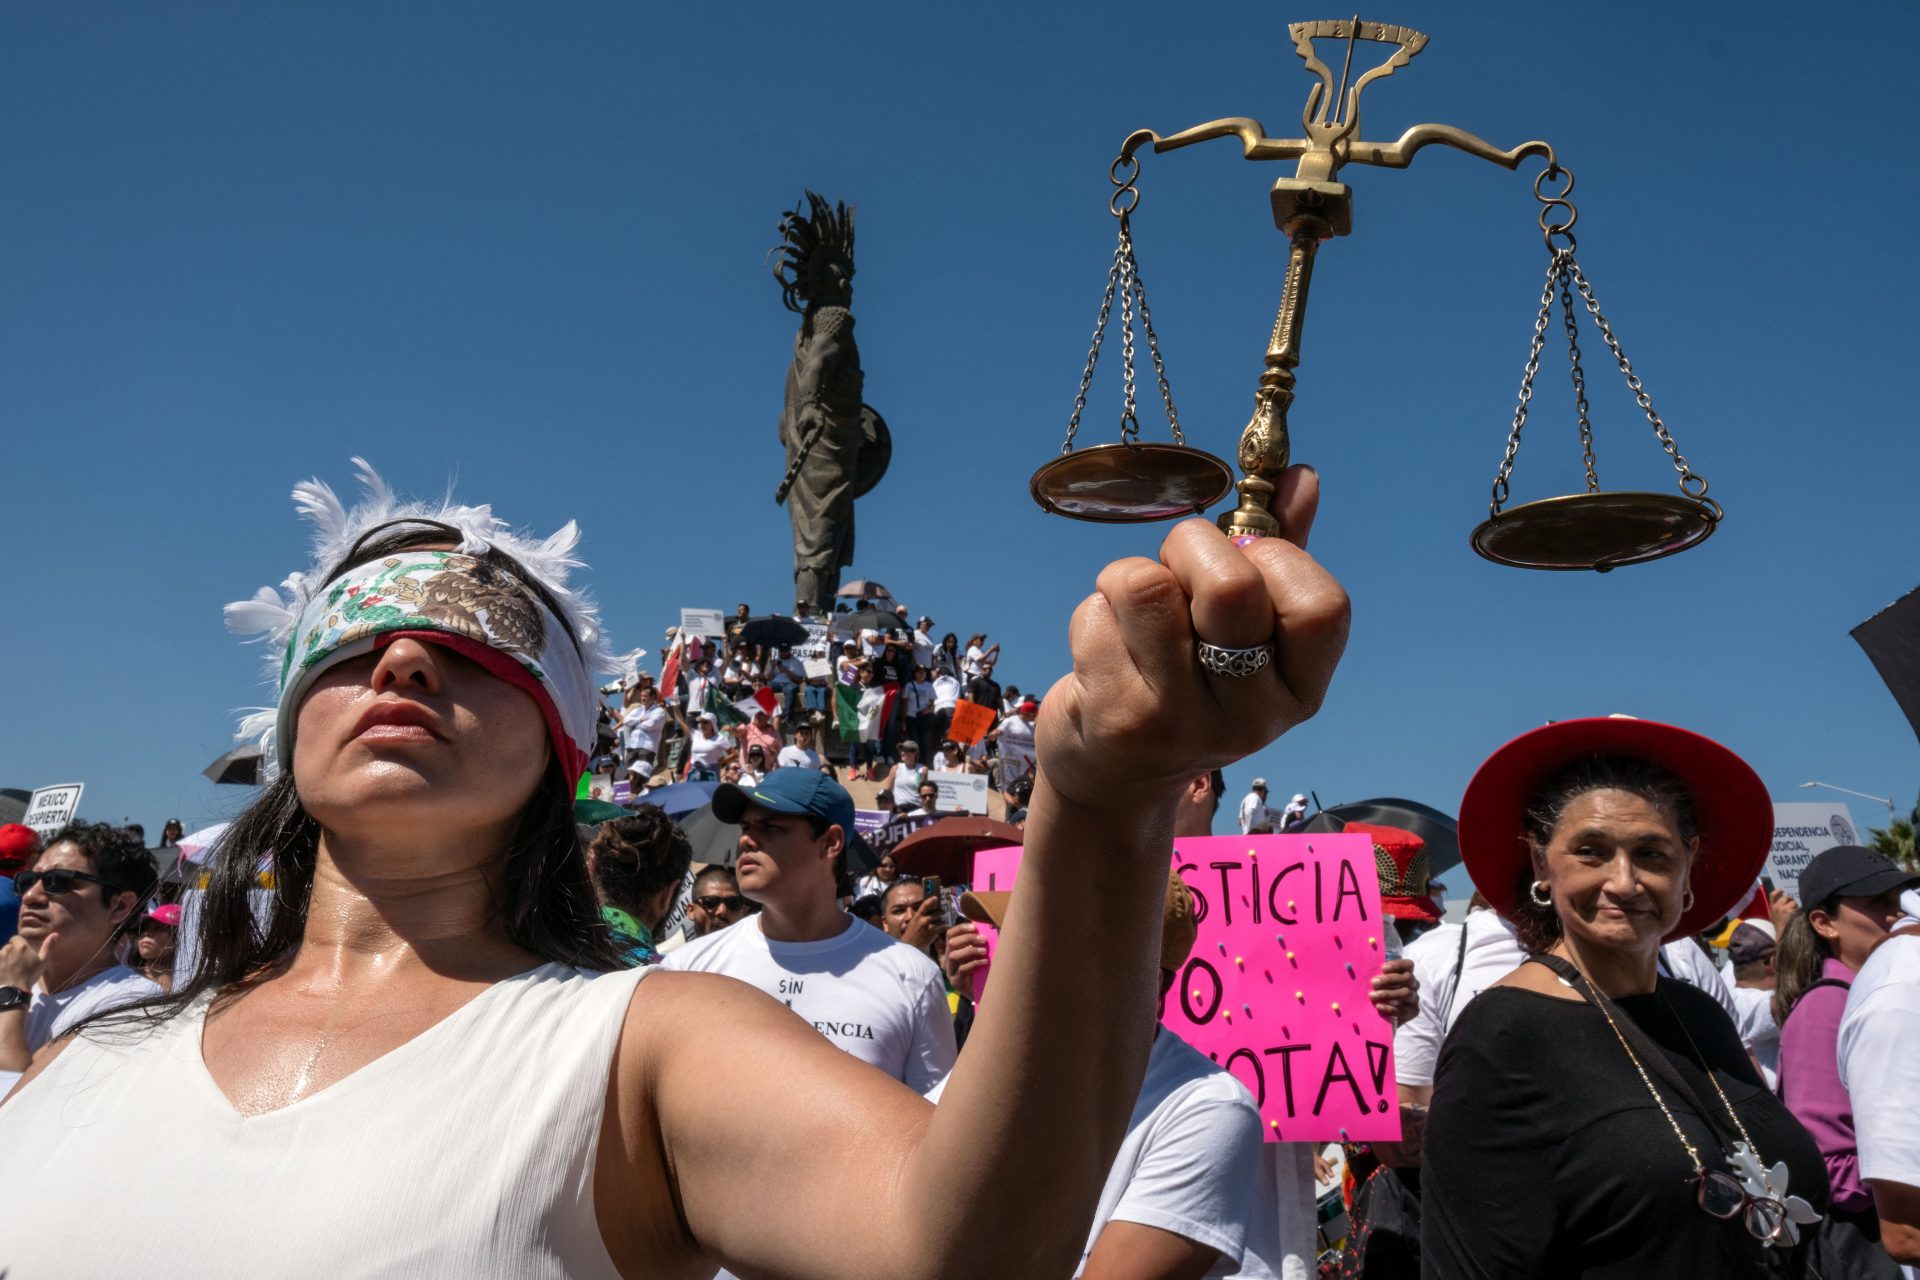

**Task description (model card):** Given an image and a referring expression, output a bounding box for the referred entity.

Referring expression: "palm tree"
[1868,798,1918,872]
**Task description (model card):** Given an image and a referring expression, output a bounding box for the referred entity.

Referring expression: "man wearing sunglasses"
[0,821,159,1096]
[686,866,755,937]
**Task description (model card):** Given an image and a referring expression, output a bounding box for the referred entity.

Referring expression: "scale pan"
[1030,443,1235,523]
[1470,491,1718,572]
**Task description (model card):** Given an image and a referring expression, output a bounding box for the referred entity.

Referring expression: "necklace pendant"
[1728,1142,1822,1247]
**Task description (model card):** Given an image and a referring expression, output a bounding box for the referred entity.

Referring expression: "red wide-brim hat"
[1458,717,1772,942]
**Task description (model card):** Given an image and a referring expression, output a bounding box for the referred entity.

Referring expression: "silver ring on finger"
[1195,640,1276,678]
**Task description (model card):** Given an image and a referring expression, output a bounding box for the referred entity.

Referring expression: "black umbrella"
[1853,583,1920,748]
[677,803,879,875]
[738,615,810,649]
[1296,797,1463,888]
[202,744,264,786]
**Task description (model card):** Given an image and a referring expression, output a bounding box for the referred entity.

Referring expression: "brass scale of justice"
[1029,17,1723,570]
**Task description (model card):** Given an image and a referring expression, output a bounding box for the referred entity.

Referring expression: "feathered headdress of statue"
[225,458,630,785]
[770,190,856,314]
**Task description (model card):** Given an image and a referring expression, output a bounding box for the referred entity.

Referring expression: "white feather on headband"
[225,458,632,758]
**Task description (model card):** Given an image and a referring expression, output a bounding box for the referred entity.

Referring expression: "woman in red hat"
[1422,718,1827,1279]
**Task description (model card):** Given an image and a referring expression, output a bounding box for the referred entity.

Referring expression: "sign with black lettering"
[1165,833,1401,1143]
[22,783,84,839]
[1767,802,1859,902]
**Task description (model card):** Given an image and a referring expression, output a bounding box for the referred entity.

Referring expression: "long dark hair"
[1771,905,1836,1027]
[84,525,621,1037]
[1511,753,1700,955]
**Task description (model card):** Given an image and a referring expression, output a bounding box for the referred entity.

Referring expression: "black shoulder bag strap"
[1530,952,1745,1154]
[1440,916,1471,1025]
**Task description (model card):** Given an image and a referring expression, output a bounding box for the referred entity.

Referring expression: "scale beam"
[1034,16,1721,569]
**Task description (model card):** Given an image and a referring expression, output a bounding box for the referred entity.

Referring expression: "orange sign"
[947,699,996,745]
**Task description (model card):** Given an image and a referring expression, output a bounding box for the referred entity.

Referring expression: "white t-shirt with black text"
[661,914,955,1095]
[1076,1027,1267,1278]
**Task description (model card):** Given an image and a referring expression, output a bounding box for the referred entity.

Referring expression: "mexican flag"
[706,687,752,728]
[834,683,862,739]
[834,684,887,741]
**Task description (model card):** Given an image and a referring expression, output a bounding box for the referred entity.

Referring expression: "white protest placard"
[1768,802,1861,902]
[931,769,990,816]
[679,608,727,639]
[794,622,831,661]
[22,783,84,838]
[802,656,833,682]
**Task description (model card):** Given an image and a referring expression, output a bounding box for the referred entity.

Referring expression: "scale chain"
[1061,225,1128,454]
[1559,270,1599,493]
[1117,220,1141,443]
[1566,259,1716,511]
[1490,252,1564,514]
[1129,236,1186,445]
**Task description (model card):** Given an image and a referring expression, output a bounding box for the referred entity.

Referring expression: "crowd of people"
[3,461,1918,1280]
[599,596,1042,810]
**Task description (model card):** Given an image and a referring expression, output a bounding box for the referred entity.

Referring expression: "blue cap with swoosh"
[712,768,856,839]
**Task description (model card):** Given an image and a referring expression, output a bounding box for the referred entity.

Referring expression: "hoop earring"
[1529,880,1552,907]
[1682,886,1695,911]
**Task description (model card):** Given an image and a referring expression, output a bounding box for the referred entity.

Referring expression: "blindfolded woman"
[0,458,1347,1279]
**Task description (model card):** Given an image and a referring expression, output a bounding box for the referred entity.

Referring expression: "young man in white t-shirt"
[955,870,1267,1278]
[0,822,161,1096]
[662,769,956,1095]
[775,722,825,773]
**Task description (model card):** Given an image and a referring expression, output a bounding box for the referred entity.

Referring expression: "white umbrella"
[176,822,231,865]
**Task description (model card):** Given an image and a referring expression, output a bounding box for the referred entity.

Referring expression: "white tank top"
[0,962,651,1278]
[891,763,927,806]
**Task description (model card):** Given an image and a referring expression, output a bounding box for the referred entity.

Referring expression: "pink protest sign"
[1165,834,1400,1144]
[963,845,1024,1004]
[971,845,1024,891]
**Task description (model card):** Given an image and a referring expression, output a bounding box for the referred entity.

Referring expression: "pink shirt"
[1777,956,1868,1212]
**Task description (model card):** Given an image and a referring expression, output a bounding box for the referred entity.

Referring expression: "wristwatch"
[0,986,30,1012]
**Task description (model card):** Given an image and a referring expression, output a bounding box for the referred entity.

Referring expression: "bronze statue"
[771,191,890,615]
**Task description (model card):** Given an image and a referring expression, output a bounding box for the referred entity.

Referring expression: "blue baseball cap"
[713,768,856,838]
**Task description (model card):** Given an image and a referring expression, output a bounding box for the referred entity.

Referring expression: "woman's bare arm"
[617,469,1347,1279]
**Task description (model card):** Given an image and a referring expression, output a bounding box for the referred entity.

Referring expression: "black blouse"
[1422,977,1828,1279]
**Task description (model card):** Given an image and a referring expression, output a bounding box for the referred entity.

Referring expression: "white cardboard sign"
[679,608,728,639]
[930,769,990,816]
[1768,802,1861,902]
[22,783,84,838]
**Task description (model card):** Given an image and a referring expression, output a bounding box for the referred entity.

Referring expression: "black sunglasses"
[12,869,123,898]
[694,894,751,913]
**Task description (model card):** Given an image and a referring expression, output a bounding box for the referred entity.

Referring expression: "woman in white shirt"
[687,713,730,781]
[880,742,929,808]
[931,669,962,747]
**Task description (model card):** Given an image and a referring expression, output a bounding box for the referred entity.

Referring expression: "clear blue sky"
[5,1,1917,850]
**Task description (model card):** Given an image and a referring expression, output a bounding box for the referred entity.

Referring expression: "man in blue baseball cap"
[662,768,956,1096]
